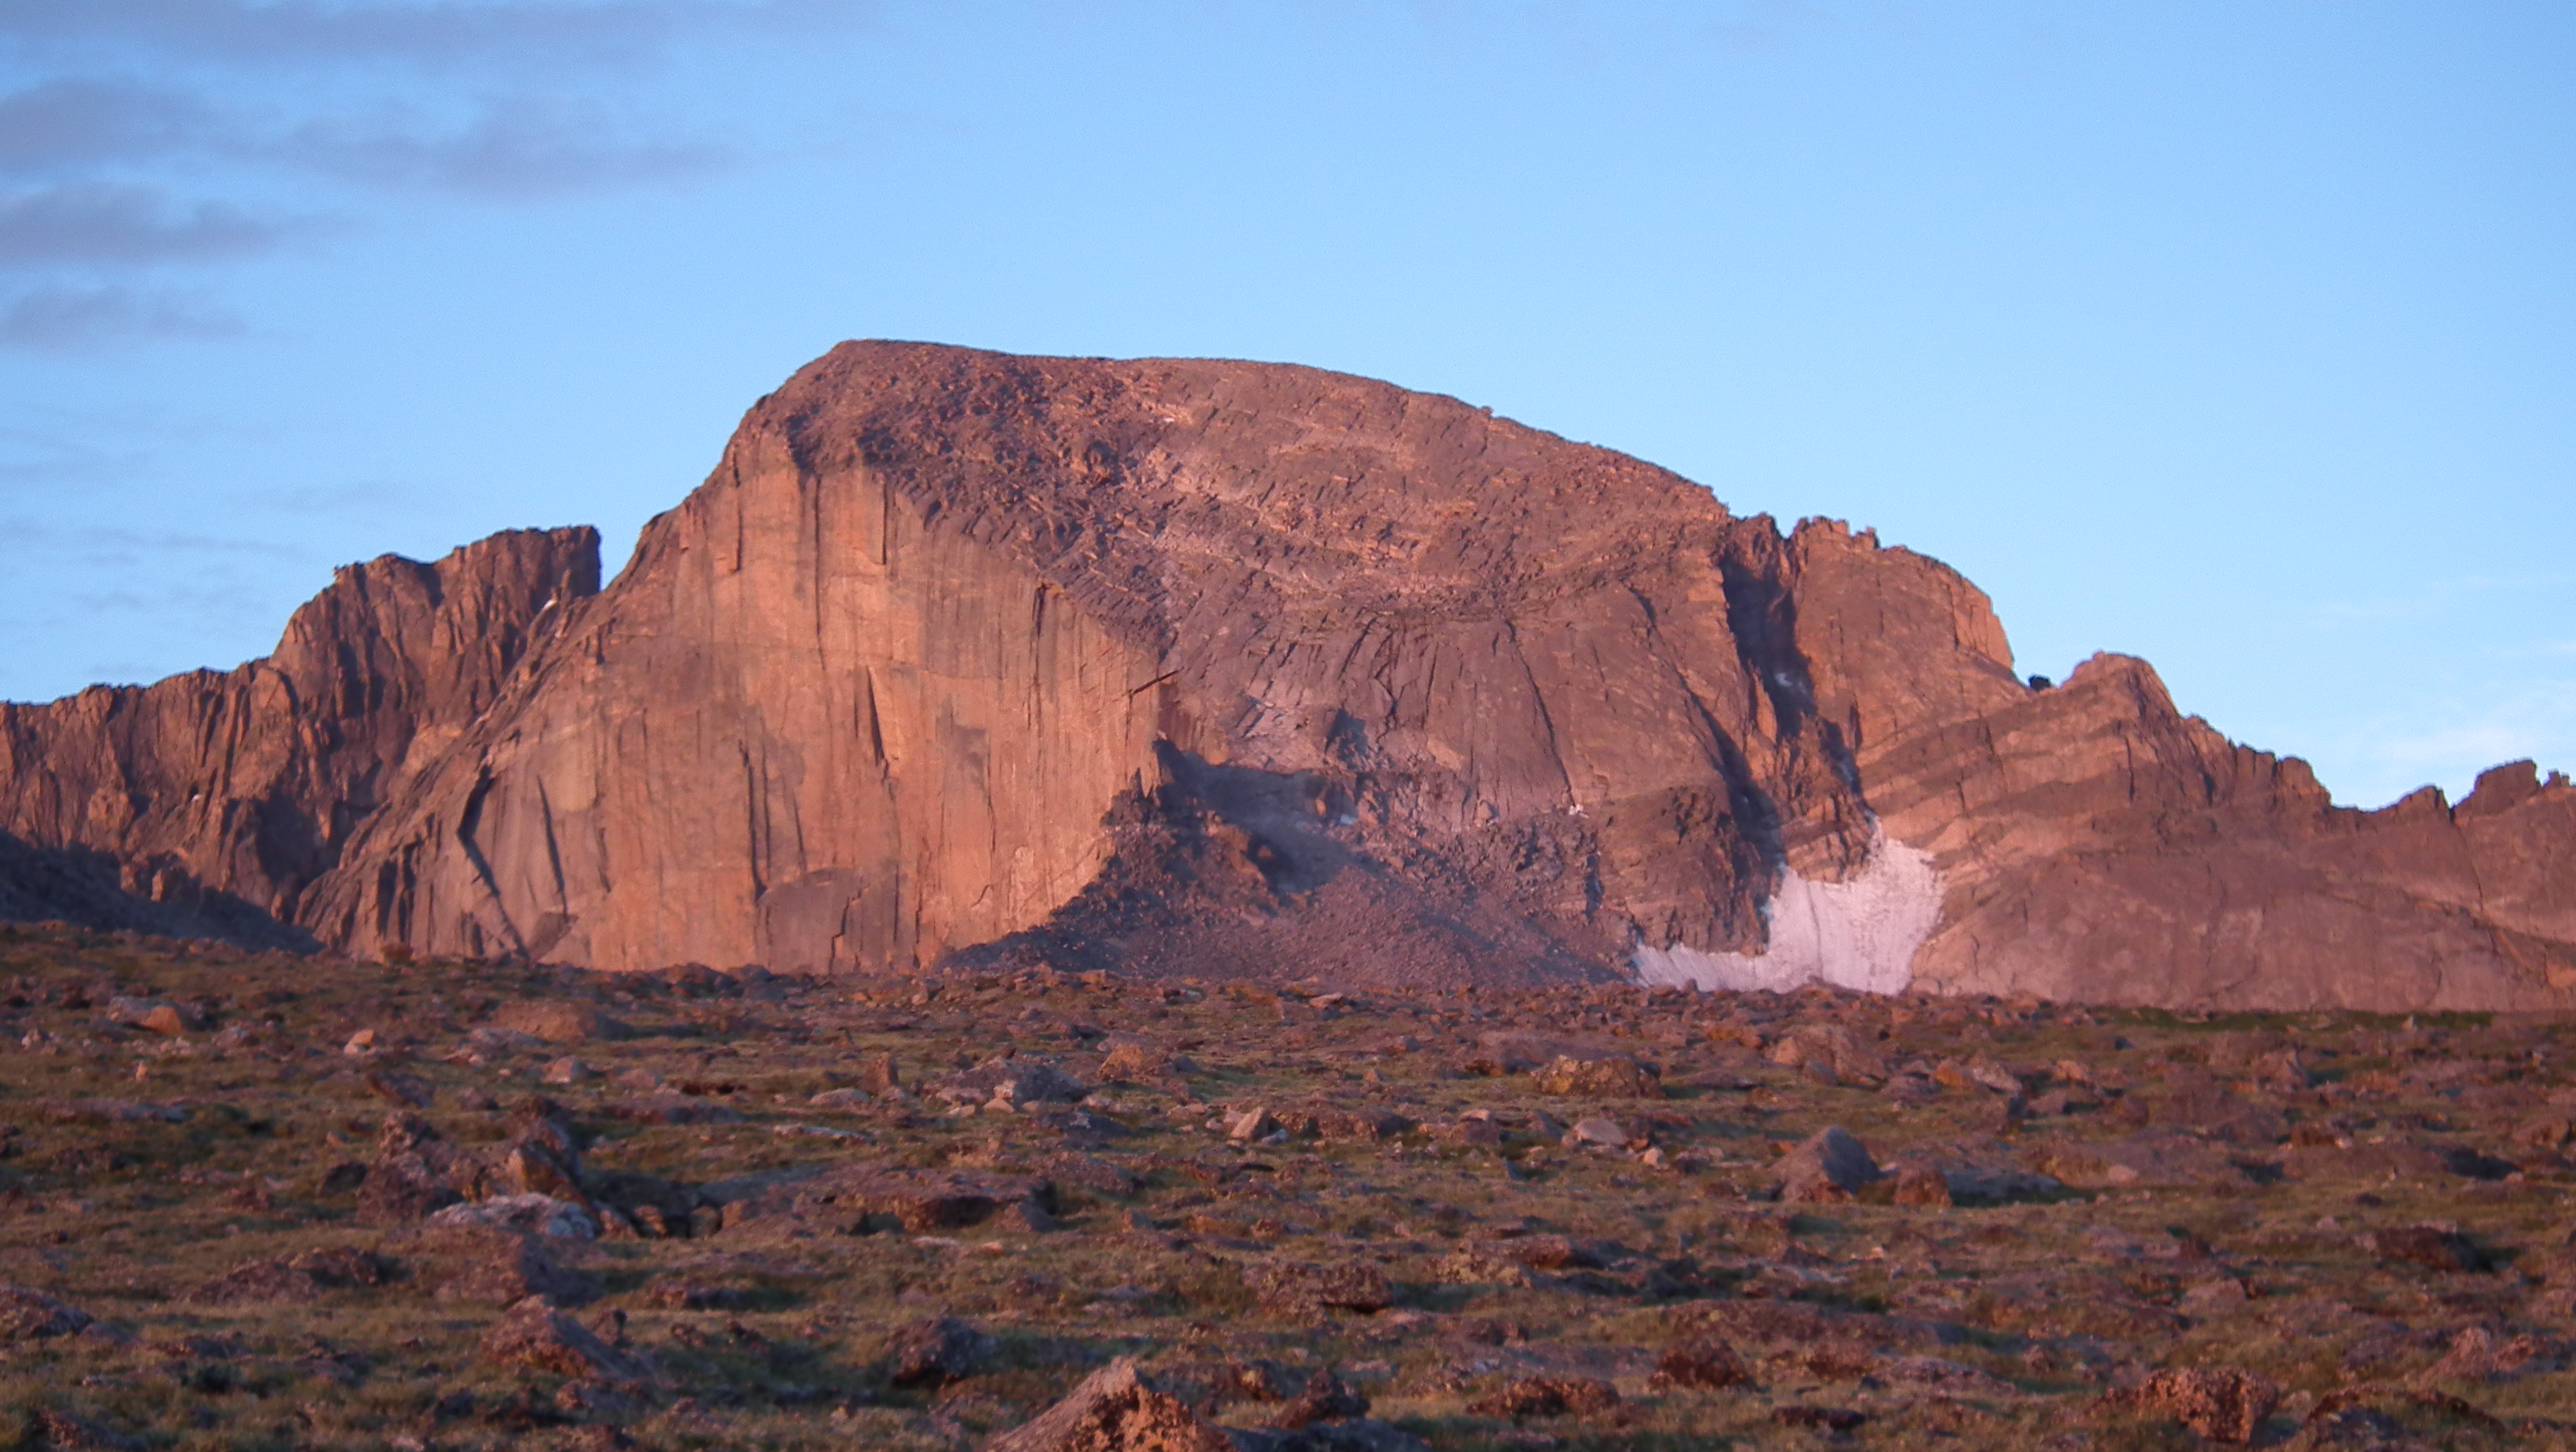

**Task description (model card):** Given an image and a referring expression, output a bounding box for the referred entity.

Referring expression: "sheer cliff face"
[5,342,2570,1011]
[302,343,1924,980]
[0,528,599,944]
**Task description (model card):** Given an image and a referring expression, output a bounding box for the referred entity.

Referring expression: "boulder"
[424,1227,597,1307]
[1767,1026,1889,1085]
[2027,1131,2235,1190]
[428,1194,597,1241]
[1249,1261,1393,1318]
[882,1316,996,1387]
[0,1285,104,1342]
[1655,1334,1753,1389]
[29,1410,141,1452]
[285,1246,395,1287]
[1531,1054,1662,1099]
[491,1000,626,1045]
[1269,1367,1369,1430]
[936,1057,1089,1109]
[2100,1367,2279,1444]
[2363,1223,2488,1273]
[479,1299,655,1386]
[1466,1376,1619,1418]
[984,1357,1234,1452]
[107,996,194,1035]
[1775,1127,1881,1203]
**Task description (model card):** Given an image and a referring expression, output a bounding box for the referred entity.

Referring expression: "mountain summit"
[4,343,2568,1010]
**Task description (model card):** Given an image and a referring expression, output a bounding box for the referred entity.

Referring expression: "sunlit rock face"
[3,342,2571,1011]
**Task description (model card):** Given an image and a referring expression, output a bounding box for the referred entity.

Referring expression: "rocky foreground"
[0,924,2568,1450]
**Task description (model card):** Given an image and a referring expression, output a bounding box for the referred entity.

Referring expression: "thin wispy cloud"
[0,1,859,71]
[280,95,729,198]
[0,0,870,347]
[0,280,242,347]
[0,182,292,266]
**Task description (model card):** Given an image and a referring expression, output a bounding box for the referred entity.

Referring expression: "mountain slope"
[5,343,2568,1010]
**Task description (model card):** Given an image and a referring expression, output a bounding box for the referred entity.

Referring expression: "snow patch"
[1634,828,1943,995]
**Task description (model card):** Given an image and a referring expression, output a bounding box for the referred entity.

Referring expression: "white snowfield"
[1633,827,1943,996]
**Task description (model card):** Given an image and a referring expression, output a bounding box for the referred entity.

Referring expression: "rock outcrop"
[0,528,599,948]
[0,342,2568,1011]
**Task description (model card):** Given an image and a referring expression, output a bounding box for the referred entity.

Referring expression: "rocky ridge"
[0,343,2569,1011]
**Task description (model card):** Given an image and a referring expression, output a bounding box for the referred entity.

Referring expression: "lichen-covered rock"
[1655,1335,1753,1389]
[983,1357,1234,1452]
[1531,1054,1662,1099]
[2101,1367,2279,1444]
[1250,1261,1393,1318]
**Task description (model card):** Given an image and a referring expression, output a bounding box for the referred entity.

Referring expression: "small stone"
[1270,1367,1368,1429]
[362,1069,434,1109]
[2180,1278,2250,1311]
[850,1052,901,1093]
[1564,1116,1629,1149]
[542,1057,591,1085]
[883,1315,996,1386]
[1466,1375,1619,1418]
[343,1028,377,1056]
[1892,1162,1952,1207]
[809,1087,873,1110]
[1655,1334,1753,1389]
[649,1283,746,1311]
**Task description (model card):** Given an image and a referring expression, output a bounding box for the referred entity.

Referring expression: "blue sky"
[0,1,2568,810]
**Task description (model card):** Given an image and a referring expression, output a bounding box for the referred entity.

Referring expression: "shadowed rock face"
[1,342,2570,1011]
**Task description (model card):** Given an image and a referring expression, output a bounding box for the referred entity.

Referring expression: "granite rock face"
[1,343,2568,1011]
[0,528,599,948]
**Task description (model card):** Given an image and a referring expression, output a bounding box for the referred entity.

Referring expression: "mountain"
[4,343,2568,1010]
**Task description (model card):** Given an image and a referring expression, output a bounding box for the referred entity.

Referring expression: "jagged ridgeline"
[3,343,2571,1010]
